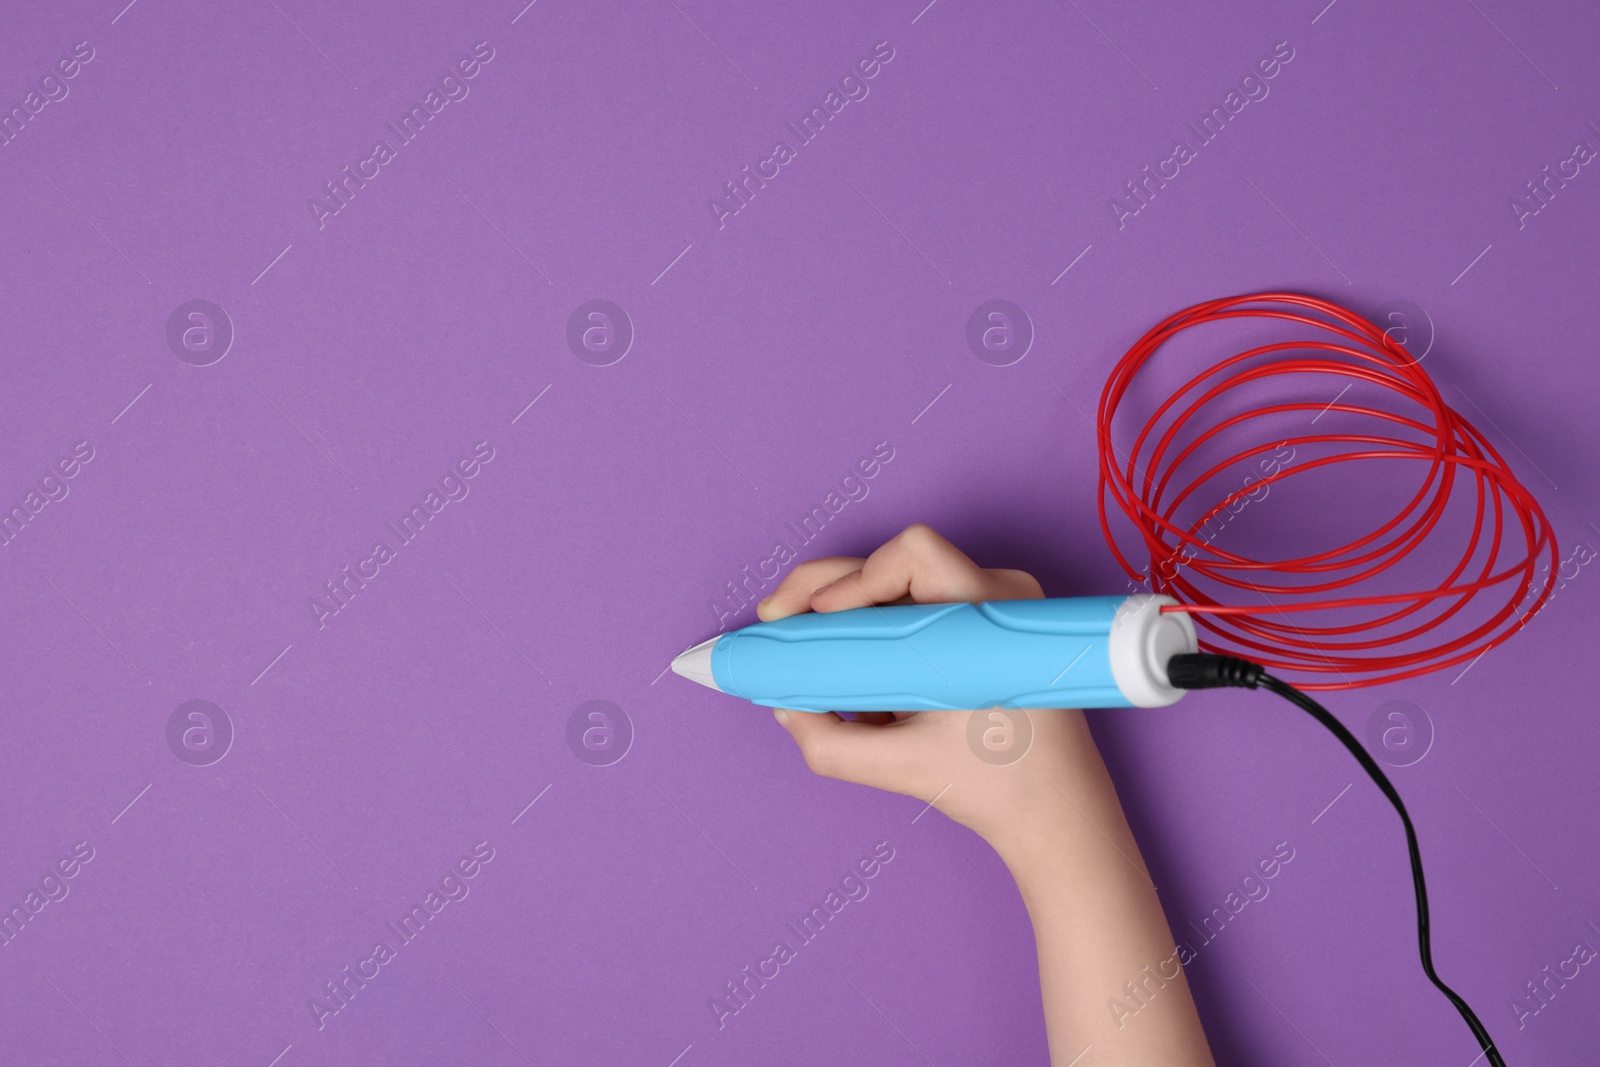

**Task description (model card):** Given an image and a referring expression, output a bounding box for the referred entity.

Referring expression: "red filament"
[1097,292,1558,689]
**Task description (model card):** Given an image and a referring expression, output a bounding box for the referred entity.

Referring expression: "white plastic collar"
[1108,595,1198,707]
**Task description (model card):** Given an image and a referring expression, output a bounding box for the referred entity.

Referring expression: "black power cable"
[1166,652,1507,1067]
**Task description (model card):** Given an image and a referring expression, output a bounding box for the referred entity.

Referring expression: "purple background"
[2,0,1597,1064]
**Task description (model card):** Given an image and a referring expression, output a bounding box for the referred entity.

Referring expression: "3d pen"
[670,594,1198,712]
[666,293,1558,1067]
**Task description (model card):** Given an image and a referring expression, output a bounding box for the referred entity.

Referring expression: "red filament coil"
[1097,292,1558,689]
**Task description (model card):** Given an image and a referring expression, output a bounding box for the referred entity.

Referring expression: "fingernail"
[773,708,790,725]
[813,581,835,597]
[757,594,772,610]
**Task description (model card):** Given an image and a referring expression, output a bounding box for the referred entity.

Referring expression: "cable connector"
[1165,652,1265,690]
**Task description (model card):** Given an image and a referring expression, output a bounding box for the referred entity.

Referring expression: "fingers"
[756,556,866,621]
[772,707,912,792]
[757,526,1043,621]
[810,524,1045,612]
[760,526,1054,816]
[990,568,1046,600]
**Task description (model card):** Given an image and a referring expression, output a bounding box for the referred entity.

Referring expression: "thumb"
[772,707,903,788]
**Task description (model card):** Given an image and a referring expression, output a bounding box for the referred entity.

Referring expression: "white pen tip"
[670,636,721,691]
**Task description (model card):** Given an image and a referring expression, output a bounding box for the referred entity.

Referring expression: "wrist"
[987,798,1109,911]
[979,738,1150,895]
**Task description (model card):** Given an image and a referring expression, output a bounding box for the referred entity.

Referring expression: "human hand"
[758,523,1101,851]
[761,524,1213,1065]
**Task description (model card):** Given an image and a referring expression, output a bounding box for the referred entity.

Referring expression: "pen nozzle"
[670,636,721,691]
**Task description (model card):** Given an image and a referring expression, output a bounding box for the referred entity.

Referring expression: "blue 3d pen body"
[670,594,1198,711]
